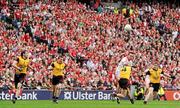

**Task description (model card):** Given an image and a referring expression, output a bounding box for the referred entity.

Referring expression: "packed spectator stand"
[0,0,179,91]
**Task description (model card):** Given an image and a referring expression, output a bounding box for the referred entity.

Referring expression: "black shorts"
[14,73,26,88]
[150,83,160,92]
[52,76,64,85]
[118,78,129,89]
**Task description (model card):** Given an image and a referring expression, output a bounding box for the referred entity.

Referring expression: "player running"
[12,51,34,104]
[112,62,134,104]
[49,57,65,104]
[112,54,129,103]
[144,65,170,104]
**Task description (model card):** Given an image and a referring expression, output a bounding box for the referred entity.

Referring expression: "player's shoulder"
[158,68,162,72]
[126,65,131,69]
[61,63,65,67]
[17,56,22,61]
[52,60,58,64]
[149,68,153,71]
[148,68,153,74]
[26,58,30,62]
[17,56,21,59]
[52,61,57,66]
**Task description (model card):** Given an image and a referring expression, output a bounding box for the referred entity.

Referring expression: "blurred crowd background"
[0,0,179,91]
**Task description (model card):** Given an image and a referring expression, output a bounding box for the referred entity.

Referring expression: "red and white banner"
[165,90,180,101]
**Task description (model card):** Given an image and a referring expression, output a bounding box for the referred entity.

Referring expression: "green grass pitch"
[0,100,179,108]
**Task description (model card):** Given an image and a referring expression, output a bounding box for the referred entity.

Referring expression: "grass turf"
[0,100,179,108]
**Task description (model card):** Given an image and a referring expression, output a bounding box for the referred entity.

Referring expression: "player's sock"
[12,95,17,104]
[15,94,19,100]
[52,91,55,98]
[12,99,16,104]
[117,98,120,104]
[12,93,17,100]
[52,90,56,101]
[52,97,58,104]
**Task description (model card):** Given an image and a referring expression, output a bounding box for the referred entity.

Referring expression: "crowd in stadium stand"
[0,0,179,91]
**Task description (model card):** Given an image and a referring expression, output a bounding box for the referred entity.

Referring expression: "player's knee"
[56,84,61,89]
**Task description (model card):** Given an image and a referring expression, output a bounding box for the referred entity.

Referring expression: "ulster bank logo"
[64,92,72,100]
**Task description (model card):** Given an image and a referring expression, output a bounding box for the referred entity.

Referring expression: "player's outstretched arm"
[28,65,36,73]
[48,63,54,71]
[163,72,171,78]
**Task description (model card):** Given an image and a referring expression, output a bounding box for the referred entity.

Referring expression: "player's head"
[57,56,63,64]
[153,64,158,71]
[21,51,28,59]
